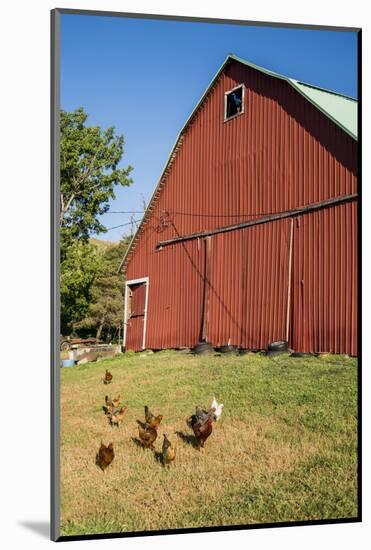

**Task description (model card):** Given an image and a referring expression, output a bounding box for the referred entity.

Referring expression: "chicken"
[144,405,163,429]
[162,434,176,466]
[149,414,163,429]
[112,394,121,409]
[103,370,113,384]
[144,405,154,424]
[195,406,209,422]
[187,408,213,450]
[210,397,224,421]
[96,442,114,471]
[137,420,158,449]
[103,395,113,415]
[109,405,127,427]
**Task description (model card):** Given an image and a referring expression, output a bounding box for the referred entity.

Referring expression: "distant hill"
[90,238,119,251]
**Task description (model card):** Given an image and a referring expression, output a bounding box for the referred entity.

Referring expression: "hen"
[112,394,121,409]
[103,370,113,384]
[103,395,113,415]
[144,405,163,429]
[137,420,158,449]
[109,405,127,427]
[162,434,176,466]
[96,442,114,471]
[210,397,224,421]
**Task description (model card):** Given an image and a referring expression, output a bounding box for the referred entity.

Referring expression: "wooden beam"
[156,193,357,249]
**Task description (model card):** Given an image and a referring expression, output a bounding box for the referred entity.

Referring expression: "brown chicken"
[103,370,113,384]
[103,395,113,415]
[137,420,158,449]
[144,405,163,429]
[187,408,213,450]
[162,434,176,466]
[109,405,127,427]
[112,394,121,408]
[96,442,114,471]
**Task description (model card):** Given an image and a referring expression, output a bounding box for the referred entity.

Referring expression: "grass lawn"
[60,350,358,536]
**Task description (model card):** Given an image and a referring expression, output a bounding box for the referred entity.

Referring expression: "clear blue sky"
[61,13,358,241]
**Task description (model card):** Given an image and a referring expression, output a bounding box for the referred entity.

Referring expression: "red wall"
[124,60,358,355]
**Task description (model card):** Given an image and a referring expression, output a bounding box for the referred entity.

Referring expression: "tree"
[59,108,133,334]
[76,238,130,340]
[60,240,103,334]
[60,108,133,257]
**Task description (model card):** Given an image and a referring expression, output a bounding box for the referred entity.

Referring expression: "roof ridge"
[229,53,357,101]
[291,78,357,102]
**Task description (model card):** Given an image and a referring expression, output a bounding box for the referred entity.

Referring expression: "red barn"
[119,54,358,355]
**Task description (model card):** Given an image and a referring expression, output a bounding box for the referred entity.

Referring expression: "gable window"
[224,85,245,121]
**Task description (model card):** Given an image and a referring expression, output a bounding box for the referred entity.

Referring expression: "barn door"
[124,278,149,352]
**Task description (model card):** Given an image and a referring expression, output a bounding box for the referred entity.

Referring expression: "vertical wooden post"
[201,236,212,342]
[286,218,294,343]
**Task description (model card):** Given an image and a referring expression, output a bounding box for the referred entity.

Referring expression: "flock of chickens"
[96,369,224,472]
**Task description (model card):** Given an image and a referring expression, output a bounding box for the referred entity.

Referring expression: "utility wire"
[104,210,145,214]
[104,209,294,219]
[105,209,308,219]
[105,219,142,231]
[170,210,289,218]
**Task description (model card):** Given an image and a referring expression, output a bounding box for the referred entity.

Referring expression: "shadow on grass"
[131,436,156,451]
[175,430,198,449]
[131,436,148,449]
[153,450,164,466]
[131,437,165,466]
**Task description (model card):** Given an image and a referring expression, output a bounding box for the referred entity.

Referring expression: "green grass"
[60,351,358,536]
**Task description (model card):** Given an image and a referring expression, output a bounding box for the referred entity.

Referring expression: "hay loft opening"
[224,85,244,121]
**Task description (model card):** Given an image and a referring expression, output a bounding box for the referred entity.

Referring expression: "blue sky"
[61,14,358,241]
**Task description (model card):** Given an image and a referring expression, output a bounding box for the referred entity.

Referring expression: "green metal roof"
[289,80,357,139]
[229,54,358,140]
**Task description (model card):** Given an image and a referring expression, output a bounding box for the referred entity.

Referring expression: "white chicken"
[210,397,224,421]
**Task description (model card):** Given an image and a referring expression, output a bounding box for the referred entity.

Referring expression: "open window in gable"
[224,85,245,121]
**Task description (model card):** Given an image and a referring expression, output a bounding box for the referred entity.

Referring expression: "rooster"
[187,407,213,450]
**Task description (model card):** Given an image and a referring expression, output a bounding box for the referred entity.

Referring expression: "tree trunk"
[96,316,105,341]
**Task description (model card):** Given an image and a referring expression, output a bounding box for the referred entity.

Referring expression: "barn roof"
[119,54,358,272]
[230,54,357,140]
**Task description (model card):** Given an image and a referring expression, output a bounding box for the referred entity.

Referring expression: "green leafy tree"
[76,238,130,340]
[60,107,133,257]
[60,240,103,334]
[60,108,133,333]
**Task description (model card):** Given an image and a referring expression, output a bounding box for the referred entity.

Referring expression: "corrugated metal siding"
[144,240,205,350]
[125,59,358,355]
[291,202,357,355]
[205,219,291,350]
